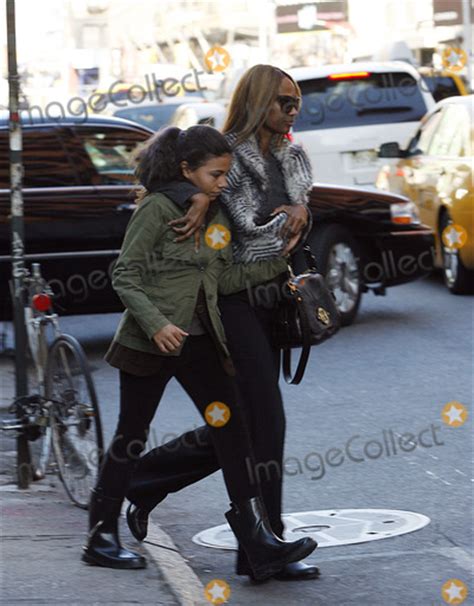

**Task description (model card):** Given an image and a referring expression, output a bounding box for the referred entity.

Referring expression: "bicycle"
[2,263,104,508]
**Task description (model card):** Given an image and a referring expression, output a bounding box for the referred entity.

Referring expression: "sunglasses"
[276,95,302,113]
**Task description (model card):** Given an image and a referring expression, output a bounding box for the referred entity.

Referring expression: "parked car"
[0,114,434,324]
[169,102,226,130]
[418,67,468,102]
[289,62,436,187]
[104,97,203,132]
[376,95,473,294]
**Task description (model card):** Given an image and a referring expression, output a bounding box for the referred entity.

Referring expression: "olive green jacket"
[111,192,288,357]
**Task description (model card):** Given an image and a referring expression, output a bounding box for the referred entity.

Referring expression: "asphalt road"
[2,270,472,605]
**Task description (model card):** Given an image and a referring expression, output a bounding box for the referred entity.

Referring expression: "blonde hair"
[222,64,301,146]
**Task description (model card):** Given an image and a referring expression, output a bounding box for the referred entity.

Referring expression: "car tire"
[439,211,474,295]
[307,224,362,326]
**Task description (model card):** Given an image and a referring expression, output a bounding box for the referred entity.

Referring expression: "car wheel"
[439,212,473,294]
[308,224,362,326]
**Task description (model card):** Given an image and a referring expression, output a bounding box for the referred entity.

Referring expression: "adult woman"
[126,66,318,581]
[81,124,316,579]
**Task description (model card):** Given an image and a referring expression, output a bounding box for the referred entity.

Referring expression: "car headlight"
[390,201,420,225]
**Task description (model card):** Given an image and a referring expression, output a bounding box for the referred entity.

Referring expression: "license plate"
[351,150,378,166]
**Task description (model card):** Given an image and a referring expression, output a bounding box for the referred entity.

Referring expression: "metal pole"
[6,0,31,488]
[461,0,472,92]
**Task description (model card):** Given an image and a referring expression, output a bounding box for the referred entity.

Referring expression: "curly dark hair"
[133,125,232,201]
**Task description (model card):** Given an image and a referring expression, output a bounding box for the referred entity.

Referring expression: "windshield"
[293,72,428,132]
[114,104,184,131]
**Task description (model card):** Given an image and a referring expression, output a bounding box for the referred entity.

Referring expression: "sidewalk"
[0,419,207,606]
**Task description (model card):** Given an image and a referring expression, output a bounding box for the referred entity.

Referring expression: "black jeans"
[96,334,258,505]
[127,292,286,536]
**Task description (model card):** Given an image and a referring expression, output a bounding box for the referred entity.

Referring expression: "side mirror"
[378,142,404,158]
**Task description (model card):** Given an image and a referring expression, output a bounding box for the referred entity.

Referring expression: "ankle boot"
[82,489,146,569]
[236,546,320,581]
[126,491,168,542]
[225,497,317,581]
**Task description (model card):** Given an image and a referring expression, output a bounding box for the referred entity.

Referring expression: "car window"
[428,105,470,157]
[75,127,147,184]
[406,110,443,155]
[20,128,78,187]
[421,75,461,102]
[293,71,429,132]
[114,105,181,131]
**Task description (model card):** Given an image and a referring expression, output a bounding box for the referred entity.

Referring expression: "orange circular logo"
[442,224,468,250]
[204,579,231,604]
[205,224,231,250]
[442,47,467,72]
[205,402,231,427]
[441,579,468,604]
[441,402,468,427]
[204,46,231,73]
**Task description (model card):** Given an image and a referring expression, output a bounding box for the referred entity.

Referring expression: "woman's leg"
[219,293,286,537]
[174,334,316,581]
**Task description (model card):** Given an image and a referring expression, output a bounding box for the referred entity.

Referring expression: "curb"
[144,517,208,606]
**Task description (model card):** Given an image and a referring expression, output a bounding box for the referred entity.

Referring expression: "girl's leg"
[174,335,258,501]
[127,425,219,511]
[83,367,173,569]
[97,368,172,499]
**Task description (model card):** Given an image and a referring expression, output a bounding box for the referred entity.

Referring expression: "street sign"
[276,1,348,34]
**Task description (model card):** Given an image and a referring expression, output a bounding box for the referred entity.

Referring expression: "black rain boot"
[126,491,167,542]
[225,497,317,581]
[236,546,320,581]
[82,489,147,569]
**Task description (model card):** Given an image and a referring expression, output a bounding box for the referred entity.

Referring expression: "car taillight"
[32,293,52,312]
[329,72,371,80]
[390,202,420,225]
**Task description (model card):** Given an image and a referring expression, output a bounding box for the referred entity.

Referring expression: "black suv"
[0,114,434,325]
[0,114,151,318]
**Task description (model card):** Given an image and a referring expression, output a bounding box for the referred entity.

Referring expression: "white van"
[289,62,435,186]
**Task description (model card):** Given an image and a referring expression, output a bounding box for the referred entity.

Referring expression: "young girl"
[81,125,316,581]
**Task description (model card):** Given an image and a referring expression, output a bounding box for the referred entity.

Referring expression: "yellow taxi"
[418,67,468,102]
[376,95,473,294]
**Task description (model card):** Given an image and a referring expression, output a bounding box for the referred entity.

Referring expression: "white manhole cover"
[192,509,430,550]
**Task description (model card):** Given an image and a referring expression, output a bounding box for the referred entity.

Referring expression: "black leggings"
[127,292,286,536]
[96,335,258,504]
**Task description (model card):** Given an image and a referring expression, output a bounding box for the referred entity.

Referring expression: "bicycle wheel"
[45,334,104,508]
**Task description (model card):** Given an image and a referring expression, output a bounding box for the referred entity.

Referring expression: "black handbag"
[273,245,341,385]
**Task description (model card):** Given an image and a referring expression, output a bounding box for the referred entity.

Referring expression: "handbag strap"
[282,295,312,385]
[282,243,319,384]
[303,244,318,273]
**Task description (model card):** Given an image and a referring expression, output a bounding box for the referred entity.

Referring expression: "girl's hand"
[153,324,189,353]
[168,193,210,249]
[271,204,309,238]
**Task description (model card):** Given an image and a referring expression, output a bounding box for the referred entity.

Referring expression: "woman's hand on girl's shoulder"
[153,324,189,353]
[169,193,211,250]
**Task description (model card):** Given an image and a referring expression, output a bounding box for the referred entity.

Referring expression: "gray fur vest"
[221,132,313,263]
